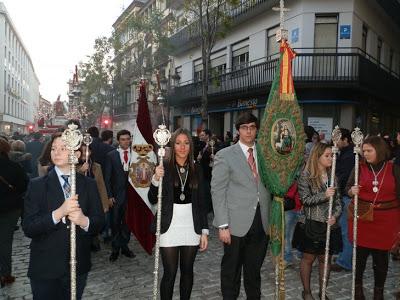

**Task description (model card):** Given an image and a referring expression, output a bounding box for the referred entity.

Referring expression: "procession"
[1,0,400,299]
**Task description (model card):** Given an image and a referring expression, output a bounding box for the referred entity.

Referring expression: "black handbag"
[304,219,327,242]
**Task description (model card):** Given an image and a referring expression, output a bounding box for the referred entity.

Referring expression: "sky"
[2,0,129,102]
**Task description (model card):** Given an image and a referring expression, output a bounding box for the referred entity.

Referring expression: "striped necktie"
[247,148,258,182]
[61,175,71,199]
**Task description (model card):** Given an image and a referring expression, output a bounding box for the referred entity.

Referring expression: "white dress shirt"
[117,147,132,171]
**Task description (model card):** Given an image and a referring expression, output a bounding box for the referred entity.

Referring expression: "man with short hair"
[87,126,114,171]
[211,112,271,299]
[101,130,114,145]
[104,129,135,262]
[331,128,355,272]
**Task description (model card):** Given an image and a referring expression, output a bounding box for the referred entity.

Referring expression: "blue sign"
[340,25,351,39]
[291,28,299,43]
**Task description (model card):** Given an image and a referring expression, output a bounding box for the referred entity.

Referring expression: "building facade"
[0,2,40,135]
[167,0,400,138]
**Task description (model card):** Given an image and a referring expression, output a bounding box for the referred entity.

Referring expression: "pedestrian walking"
[22,132,104,300]
[331,128,355,272]
[149,128,209,300]
[0,138,29,287]
[104,129,136,261]
[26,132,44,178]
[211,112,271,300]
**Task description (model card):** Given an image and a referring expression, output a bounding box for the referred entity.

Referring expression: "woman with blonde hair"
[293,142,342,300]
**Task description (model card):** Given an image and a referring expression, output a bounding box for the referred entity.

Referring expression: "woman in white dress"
[149,128,209,300]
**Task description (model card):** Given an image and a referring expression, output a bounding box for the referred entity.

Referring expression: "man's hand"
[68,209,89,228]
[54,195,80,222]
[219,228,231,245]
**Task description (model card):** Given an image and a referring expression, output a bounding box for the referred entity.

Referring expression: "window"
[361,25,368,53]
[377,37,382,64]
[267,25,280,57]
[174,66,182,85]
[210,55,227,76]
[232,46,249,71]
[194,60,203,82]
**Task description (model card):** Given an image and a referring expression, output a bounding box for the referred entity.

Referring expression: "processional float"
[61,123,83,300]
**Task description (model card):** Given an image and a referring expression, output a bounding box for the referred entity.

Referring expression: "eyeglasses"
[239,125,257,131]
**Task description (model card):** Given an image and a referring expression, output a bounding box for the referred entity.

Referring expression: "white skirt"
[160,203,200,247]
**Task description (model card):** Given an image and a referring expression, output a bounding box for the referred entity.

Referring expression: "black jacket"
[90,137,115,170]
[0,156,29,213]
[336,145,355,196]
[23,169,104,279]
[104,149,129,204]
[148,164,208,235]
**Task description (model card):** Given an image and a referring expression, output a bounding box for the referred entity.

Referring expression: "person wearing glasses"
[211,112,271,300]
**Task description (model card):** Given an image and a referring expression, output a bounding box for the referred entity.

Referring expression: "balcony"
[113,102,136,119]
[169,0,278,54]
[168,47,400,106]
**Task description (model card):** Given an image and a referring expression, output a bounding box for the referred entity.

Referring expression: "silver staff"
[321,126,341,300]
[351,128,364,300]
[152,124,171,300]
[61,123,83,300]
[209,139,215,167]
[82,133,93,176]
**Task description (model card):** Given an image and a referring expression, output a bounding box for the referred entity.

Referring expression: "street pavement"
[2,220,400,300]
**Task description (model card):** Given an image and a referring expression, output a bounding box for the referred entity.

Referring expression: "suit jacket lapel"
[113,150,124,173]
[233,143,255,183]
[47,169,65,211]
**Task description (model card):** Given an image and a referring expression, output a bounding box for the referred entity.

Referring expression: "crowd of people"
[0,116,400,300]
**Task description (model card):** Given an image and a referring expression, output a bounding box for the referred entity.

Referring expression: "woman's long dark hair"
[167,128,198,189]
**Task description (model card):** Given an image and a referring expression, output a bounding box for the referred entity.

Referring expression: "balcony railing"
[168,47,400,105]
[169,0,278,54]
[113,102,136,117]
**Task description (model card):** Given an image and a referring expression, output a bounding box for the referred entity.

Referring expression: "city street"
[2,219,400,300]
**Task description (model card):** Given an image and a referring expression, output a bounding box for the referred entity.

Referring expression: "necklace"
[176,165,189,201]
[370,162,385,193]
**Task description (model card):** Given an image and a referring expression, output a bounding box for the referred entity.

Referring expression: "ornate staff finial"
[272,0,290,42]
[351,127,364,151]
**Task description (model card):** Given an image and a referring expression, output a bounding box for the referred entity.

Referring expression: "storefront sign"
[307,117,333,141]
[237,98,258,108]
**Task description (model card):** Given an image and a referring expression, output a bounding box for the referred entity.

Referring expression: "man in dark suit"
[26,132,43,178]
[104,129,135,262]
[211,113,271,300]
[22,133,104,300]
[87,126,115,171]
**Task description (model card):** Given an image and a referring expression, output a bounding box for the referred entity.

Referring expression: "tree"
[112,8,174,102]
[183,0,239,123]
[79,36,114,126]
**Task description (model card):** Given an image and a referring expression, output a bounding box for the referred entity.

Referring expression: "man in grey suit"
[211,112,271,300]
